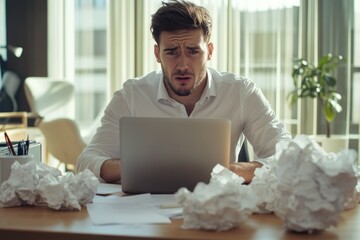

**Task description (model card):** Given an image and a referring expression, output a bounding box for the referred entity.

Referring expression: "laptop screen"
[120,117,231,194]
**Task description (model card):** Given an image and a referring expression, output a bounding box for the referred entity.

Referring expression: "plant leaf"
[324,75,337,87]
[329,98,342,113]
[330,92,342,100]
[288,91,299,106]
[319,54,332,68]
[289,53,344,126]
[324,101,336,122]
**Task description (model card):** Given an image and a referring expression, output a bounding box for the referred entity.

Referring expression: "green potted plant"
[289,53,344,138]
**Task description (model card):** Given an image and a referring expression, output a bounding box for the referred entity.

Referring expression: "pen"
[26,134,29,155]
[4,132,16,155]
[17,141,24,155]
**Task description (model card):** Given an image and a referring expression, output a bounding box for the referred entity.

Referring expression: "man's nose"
[177,54,190,70]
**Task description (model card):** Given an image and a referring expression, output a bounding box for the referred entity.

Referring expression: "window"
[351,0,360,151]
[225,0,300,132]
[74,0,107,127]
[48,0,107,139]
[0,0,6,79]
[48,0,359,160]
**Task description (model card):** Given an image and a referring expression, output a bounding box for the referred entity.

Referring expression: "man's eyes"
[165,50,177,55]
[164,49,199,55]
[188,49,200,54]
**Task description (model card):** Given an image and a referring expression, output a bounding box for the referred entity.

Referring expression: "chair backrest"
[38,118,86,166]
[24,77,74,121]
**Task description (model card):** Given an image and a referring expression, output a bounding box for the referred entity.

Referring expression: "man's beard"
[163,67,206,97]
[167,79,192,96]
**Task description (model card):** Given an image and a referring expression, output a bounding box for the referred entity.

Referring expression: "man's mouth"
[174,75,192,82]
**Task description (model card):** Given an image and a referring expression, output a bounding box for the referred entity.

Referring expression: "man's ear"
[154,44,161,63]
[207,42,214,60]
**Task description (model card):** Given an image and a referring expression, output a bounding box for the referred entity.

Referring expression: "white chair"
[24,77,74,123]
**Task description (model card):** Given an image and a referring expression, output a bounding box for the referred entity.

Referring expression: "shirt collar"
[157,68,216,104]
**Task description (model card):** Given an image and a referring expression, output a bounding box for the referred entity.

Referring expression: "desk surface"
[0,205,359,240]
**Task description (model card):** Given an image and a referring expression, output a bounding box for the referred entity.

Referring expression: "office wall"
[6,0,47,111]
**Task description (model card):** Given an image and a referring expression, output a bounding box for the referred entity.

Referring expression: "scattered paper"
[174,135,359,233]
[87,202,171,225]
[250,158,278,213]
[264,135,359,233]
[96,183,122,195]
[345,165,360,210]
[175,164,257,231]
[87,193,180,224]
[93,193,151,204]
[0,161,99,210]
[1,135,358,231]
[149,194,183,219]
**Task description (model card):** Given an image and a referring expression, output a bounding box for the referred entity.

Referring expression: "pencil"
[4,132,16,155]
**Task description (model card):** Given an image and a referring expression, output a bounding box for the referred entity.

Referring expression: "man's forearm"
[100,159,261,184]
[100,159,121,183]
[229,161,263,183]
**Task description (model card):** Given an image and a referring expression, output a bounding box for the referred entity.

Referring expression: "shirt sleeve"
[76,90,130,180]
[241,82,292,159]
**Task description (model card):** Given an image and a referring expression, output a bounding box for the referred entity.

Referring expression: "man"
[76,0,291,184]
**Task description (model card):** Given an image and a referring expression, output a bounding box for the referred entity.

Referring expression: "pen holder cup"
[0,155,34,185]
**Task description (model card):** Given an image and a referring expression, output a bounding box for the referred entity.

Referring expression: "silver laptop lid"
[120,117,231,194]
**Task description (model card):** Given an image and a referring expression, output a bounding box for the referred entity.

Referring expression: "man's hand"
[229,161,263,184]
[100,159,121,183]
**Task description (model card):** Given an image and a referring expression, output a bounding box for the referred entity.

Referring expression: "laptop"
[120,117,231,194]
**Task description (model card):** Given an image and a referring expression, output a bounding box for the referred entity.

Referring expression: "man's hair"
[150,0,212,44]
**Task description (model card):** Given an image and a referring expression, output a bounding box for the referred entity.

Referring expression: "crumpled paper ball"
[249,158,279,213]
[0,160,99,211]
[270,135,358,233]
[344,164,360,210]
[0,160,56,207]
[175,164,258,231]
[37,169,99,210]
[175,135,358,233]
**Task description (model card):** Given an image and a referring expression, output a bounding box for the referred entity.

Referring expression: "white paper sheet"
[96,183,122,195]
[149,194,183,218]
[87,202,171,224]
[87,193,182,224]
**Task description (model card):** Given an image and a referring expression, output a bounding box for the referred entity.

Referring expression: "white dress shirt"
[76,68,291,179]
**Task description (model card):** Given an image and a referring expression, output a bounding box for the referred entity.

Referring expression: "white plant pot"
[315,135,349,153]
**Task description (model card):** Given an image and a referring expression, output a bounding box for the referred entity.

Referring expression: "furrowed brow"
[164,47,178,52]
[187,46,200,50]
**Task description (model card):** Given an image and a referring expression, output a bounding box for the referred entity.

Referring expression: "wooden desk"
[0,205,359,240]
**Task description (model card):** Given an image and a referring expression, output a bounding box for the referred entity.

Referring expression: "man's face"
[154,29,213,97]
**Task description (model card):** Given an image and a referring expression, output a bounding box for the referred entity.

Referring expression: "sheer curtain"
[107,0,135,94]
[298,0,356,149]
[48,0,108,141]
[351,0,360,157]
[225,0,300,132]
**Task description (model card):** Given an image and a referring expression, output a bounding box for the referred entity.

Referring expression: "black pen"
[26,135,29,155]
[17,141,24,155]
